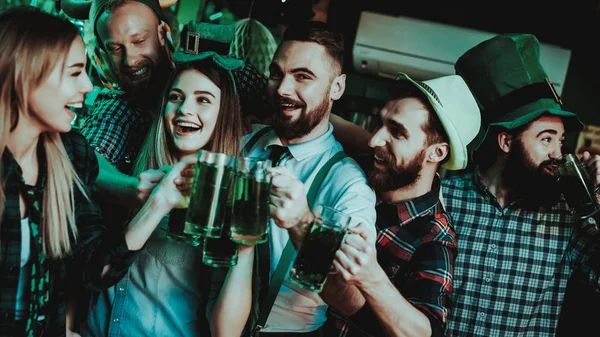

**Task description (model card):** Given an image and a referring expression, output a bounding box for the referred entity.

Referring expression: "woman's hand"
[149,157,197,210]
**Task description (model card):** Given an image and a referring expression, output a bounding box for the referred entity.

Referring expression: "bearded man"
[320,73,481,337]
[442,33,600,337]
[322,31,600,337]
[206,21,377,337]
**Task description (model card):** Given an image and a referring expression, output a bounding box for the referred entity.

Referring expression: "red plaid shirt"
[324,179,457,337]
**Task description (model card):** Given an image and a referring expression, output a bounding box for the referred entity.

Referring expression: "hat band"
[184,32,230,56]
[484,80,562,125]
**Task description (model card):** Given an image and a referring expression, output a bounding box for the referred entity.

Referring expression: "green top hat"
[173,21,244,71]
[178,21,236,56]
[455,33,583,146]
[171,22,245,93]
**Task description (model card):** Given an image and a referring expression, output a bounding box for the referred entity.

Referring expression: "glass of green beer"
[230,157,272,244]
[166,208,201,246]
[184,150,236,238]
[202,186,239,267]
[288,205,351,293]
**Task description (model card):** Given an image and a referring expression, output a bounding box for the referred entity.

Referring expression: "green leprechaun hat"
[455,33,583,149]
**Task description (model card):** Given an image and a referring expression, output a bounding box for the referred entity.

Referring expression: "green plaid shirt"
[0,131,137,337]
[442,169,600,337]
[79,88,152,174]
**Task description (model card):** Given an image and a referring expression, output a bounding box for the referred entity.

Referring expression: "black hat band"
[484,79,563,124]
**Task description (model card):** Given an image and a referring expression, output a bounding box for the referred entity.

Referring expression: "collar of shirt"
[378,175,442,229]
[471,166,560,209]
[472,166,494,199]
[262,123,337,162]
[2,147,18,177]
[471,166,523,210]
[3,139,47,191]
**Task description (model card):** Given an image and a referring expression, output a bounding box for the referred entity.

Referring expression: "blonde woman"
[0,6,192,337]
[85,55,255,337]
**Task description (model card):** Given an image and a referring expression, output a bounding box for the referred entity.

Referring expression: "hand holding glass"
[183,150,236,238]
[288,205,351,293]
[554,154,598,216]
[230,157,272,244]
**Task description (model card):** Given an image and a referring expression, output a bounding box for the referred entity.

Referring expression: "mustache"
[275,96,304,108]
[538,159,556,171]
[124,60,151,73]
[373,147,394,165]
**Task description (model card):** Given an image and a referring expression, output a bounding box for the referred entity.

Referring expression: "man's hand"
[333,223,386,290]
[582,151,600,187]
[136,168,169,205]
[268,167,313,229]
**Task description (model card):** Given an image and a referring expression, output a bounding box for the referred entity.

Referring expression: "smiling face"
[367,97,431,193]
[267,40,345,141]
[164,69,221,160]
[96,1,168,95]
[28,37,93,133]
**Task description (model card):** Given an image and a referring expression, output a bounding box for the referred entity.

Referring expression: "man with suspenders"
[207,21,377,336]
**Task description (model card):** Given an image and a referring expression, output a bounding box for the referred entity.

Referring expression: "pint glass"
[288,205,351,293]
[554,154,598,216]
[184,150,236,238]
[202,200,239,267]
[230,157,272,244]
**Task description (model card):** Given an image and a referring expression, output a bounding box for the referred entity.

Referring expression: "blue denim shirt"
[85,215,212,337]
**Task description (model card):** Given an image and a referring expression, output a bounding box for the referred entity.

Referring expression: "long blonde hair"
[133,59,244,175]
[0,6,88,258]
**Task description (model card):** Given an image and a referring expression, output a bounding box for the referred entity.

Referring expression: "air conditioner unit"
[353,11,571,95]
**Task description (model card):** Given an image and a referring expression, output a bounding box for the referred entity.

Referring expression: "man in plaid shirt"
[323,73,481,337]
[442,33,600,337]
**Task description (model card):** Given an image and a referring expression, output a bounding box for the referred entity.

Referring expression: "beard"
[368,146,426,196]
[116,50,171,110]
[503,138,561,204]
[271,94,330,141]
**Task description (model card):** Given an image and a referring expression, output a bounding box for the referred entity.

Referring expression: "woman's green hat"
[455,33,583,148]
[172,21,243,70]
[171,21,245,92]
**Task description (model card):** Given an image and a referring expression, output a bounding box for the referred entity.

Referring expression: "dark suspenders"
[251,140,348,335]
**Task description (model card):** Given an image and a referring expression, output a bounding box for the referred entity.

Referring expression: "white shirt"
[244,124,377,332]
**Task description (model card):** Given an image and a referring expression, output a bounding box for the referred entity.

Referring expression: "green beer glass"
[554,154,599,216]
[184,150,236,238]
[288,205,351,293]
[202,236,239,267]
[202,200,239,267]
[166,208,200,246]
[230,157,272,245]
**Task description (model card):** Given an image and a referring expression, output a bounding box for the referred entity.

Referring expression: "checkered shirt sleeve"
[79,89,140,165]
[326,190,456,337]
[441,172,600,337]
